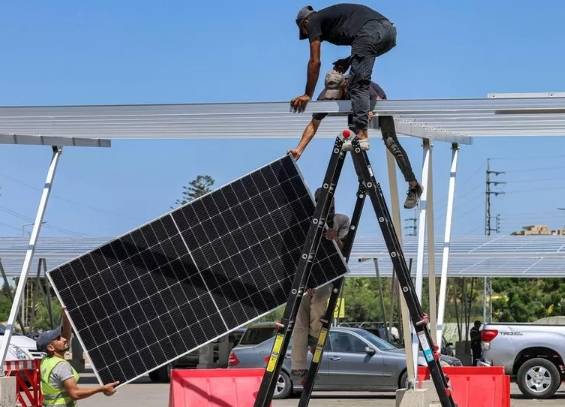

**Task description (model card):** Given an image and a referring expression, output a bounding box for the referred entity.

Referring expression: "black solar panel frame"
[47,155,348,387]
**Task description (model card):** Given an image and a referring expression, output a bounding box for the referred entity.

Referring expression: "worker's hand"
[102,381,119,396]
[306,288,316,296]
[288,148,303,160]
[290,95,311,113]
[325,229,338,241]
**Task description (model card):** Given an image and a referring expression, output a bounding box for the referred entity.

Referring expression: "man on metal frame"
[292,3,394,150]
[289,58,422,209]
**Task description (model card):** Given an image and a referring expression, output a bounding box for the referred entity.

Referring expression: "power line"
[0,205,86,237]
[0,172,142,222]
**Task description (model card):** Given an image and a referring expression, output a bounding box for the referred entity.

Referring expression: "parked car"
[148,328,246,382]
[0,325,42,361]
[228,326,461,399]
[481,321,565,399]
[237,322,277,347]
[337,322,455,356]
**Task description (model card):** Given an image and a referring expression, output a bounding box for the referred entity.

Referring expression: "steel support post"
[412,139,431,378]
[483,277,492,323]
[426,142,437,340]
[385,149,415,386]
[0,146,63,370]
[436,144,459,345]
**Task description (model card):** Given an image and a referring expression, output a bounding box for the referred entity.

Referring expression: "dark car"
[228,326,461,399]
[149,328,246,382]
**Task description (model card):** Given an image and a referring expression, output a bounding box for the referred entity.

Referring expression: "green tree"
[175,175,215,206]
[492,278,565,322]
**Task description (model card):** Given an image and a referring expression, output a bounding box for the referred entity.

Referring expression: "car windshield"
[238,326,276,346]
[354,329,397,351]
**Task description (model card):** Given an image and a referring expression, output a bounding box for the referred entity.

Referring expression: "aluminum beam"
[0,134,110,147]
[1,96,564,142]
[436,144,459,345]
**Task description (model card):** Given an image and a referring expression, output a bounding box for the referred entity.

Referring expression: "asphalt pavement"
[77,372,565,407]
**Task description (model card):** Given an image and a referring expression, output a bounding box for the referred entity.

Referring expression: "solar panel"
[47,156,348,386]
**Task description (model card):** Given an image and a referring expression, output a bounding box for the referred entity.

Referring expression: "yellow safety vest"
[40,356,79,406]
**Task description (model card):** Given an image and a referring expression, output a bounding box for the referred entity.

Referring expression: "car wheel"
[399,371,408,389]
[272,371,292,399]
[517,358,560,399]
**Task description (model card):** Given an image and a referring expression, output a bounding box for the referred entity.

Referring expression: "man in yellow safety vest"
[37,310,118,406]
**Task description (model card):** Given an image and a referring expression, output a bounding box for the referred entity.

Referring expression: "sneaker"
[404,183,423,209]
[342,138,370,151]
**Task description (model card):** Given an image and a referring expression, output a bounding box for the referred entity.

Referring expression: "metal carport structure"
[1,91,565,379]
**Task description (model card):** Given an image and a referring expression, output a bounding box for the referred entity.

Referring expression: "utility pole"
[485,159,506,235]
[483,159,506,323]
[404,217,417,237]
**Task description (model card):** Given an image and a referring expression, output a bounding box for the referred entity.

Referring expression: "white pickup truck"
[481,322,565,399]
[0,325,43,361]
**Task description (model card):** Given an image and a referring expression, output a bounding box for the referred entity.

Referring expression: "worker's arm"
[288,118,321,160]
[61,308,72,341]
[291,39,321,112]
[63,377,119,400]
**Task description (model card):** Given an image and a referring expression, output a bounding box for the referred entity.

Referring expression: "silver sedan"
[228,327,461,398]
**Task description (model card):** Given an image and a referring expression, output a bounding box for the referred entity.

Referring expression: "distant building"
[512,224,565,236]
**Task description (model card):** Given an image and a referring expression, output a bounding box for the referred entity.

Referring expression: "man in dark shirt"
[289,58,423,209]
[291,4,397,151]
[470,320,482,366]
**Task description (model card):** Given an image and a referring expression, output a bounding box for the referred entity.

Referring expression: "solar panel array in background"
[48,156,348,385]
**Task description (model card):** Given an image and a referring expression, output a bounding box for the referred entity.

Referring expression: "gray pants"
[349,20,397,133]
[379,115,417,182]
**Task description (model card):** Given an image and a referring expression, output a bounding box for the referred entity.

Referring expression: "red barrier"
[4,359,42,407]
[169,368,270,407]
[417,366,510,407]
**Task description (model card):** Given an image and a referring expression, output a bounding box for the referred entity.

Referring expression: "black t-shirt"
[306,4,387,45]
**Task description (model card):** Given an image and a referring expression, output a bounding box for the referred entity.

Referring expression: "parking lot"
[78,372,565,407]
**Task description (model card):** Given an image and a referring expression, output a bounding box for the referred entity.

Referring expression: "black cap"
[296,6,315,40]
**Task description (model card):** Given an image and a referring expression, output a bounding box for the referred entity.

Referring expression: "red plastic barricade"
[4,359,42,407]
[417,366,510,407]
[169,368,270,407]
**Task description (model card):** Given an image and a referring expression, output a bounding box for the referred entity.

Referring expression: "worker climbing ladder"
[253,130,457,407]
[296,182,366,407]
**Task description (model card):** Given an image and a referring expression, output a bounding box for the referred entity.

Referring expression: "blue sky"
[1,1,565,240]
